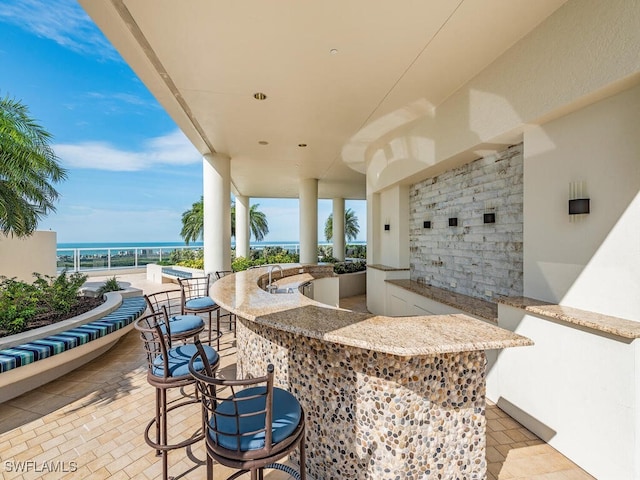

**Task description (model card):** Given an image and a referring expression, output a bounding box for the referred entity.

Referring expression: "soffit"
[80,0,567,199]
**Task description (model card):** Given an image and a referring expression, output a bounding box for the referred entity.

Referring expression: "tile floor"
[0,274,595,479]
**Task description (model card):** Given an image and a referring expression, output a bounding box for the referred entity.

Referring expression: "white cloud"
[0,0,120,62]
[54,130,202,171]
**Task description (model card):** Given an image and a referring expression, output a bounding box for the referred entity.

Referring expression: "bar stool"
[178,274,221,349]
[135,309,220,480]
[215,270,236,336]
[144,289,205,342]
[189,341,306,480]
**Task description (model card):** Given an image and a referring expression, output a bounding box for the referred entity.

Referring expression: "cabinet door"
[389,294,408,316]
[411,304,433,316]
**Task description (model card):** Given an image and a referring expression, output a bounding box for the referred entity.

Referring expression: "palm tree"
[231,203,269,241]
[0,96,67,237]
[180,197,204,245]
[324,208,359,242]
[180,197,269,244]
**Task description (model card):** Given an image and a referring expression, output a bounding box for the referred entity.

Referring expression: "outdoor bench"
[0,293,147,403]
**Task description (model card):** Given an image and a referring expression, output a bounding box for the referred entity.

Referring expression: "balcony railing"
[56,242,365,273]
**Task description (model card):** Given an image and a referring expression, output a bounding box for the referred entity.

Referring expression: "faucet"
[267,265,284,292]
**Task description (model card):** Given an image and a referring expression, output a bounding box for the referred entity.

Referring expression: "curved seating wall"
[0,294,147,403]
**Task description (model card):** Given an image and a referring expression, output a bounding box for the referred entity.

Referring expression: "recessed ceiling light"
[253,92,267,100]
[329,48,338,55]
[258,140,269,145]
[298,143,307,148]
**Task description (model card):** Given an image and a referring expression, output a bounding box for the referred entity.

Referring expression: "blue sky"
[0,0,365,244]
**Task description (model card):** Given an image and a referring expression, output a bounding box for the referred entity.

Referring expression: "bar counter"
[210,264,532,479]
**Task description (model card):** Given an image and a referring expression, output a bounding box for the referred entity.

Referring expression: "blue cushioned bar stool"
[135,310,220,480]
[189,341,306,480]
[215,270,236,336]
[144,290,205,342]
[178,274,222,349]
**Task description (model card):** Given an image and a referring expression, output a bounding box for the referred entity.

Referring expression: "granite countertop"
[210,264,532,356]
[367,264,410,271]
[498,296,640,339]
[386,279,498,323]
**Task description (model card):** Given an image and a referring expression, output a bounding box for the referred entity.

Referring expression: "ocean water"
[56,241,365,256]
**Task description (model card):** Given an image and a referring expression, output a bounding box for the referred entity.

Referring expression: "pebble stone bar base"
[237,318,487,479]
[211,265,531,479]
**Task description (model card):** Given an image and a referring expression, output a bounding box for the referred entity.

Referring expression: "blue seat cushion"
[210,387,302,451]
[185,297,217,310]
[152,343,218,377]
[160,315,205,335]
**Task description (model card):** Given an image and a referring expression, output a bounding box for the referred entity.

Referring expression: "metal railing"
[56,245,203,273]
[56,242,366,273]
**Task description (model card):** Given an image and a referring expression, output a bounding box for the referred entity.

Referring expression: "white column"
[235,195,250,259]
[299,178,318,264]
[332,197,345,261]
[203,153,231,275]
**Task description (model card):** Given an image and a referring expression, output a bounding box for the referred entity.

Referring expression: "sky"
[0,0,366,245]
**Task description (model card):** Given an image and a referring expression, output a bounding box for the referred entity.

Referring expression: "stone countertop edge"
[386,279,498,323]
[498,296,640,339]
[211,264,533,356]
[367,264,410,271]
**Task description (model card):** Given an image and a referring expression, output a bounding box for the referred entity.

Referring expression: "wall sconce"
[384,223,390,231]
[569,181,590,216]
[483,202,496,224]
[483,212,496,224]
[448,217,458,227]
[423,220,431,229]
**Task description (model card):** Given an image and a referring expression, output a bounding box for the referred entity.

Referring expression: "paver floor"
[0,274,594,479]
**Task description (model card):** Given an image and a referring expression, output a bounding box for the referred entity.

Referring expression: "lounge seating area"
[0,273,594,479]
[0,292,148,404]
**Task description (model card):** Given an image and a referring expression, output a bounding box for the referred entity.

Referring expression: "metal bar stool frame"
[215,270,236,337]
[135,308,220,480]
[189,341,306,480]
[144,289,205,343]
[178,274,222,349]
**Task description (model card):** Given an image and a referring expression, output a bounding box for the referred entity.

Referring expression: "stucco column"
[299,178,318,264]
[203,153,231,275]
[235,195,250,259]
[332,197,345,261]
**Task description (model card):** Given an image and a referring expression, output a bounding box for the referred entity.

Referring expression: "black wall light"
[569,181,590,216]
[448,217,458,227]
[423,220,431,229]
[569,198,590,215]
[483,212,496,224]
[384,223,390,231]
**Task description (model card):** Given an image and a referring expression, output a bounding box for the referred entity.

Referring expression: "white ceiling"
[79,0,567,199]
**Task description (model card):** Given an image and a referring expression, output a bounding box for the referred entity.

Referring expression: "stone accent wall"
[409,144,523,300]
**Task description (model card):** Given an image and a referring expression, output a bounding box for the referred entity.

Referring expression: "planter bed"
[0,291,147,403]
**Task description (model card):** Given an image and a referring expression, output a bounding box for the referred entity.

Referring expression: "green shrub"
[0,270,88,335]
[333,261,367,275]
[0,277,40,334]
[176,258,204,269]
[33,271,88,315]
[97,276,123,295]
[231,256,255,272]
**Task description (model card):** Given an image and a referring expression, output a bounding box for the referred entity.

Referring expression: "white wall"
[491,305,639,480]
[378,185,409,268]
[523,84,640,320]
[0,231,57,282]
